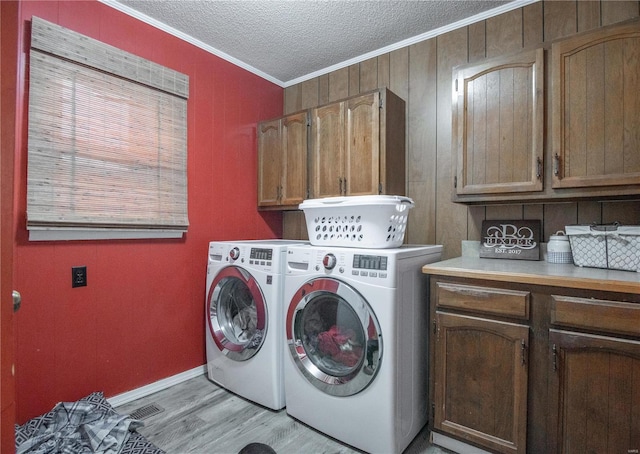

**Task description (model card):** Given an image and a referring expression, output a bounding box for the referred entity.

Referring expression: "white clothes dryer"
[205,239,306,410]
[283,244,443,454]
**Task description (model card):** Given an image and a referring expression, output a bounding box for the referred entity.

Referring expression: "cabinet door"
[379,88,406,196]
[549,329,640,454]
[345,91,380,196]
[434,312,529,454]
[453,48,544,196]
[551,21,640,189]
[310,102,345,198]
[257,118,282,206]
[281,112,308,206]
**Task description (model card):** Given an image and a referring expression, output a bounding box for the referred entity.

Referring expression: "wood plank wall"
[282,0,640,259]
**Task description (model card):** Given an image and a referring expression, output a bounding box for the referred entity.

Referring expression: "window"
[27,17,189,240]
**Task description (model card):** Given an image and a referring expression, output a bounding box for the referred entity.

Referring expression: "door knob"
[12,290,21,312]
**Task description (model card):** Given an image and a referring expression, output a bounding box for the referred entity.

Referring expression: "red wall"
[10,0,283,423]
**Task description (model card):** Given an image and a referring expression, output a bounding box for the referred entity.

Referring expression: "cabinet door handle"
[536,157,542,180]
[521,339,527,366]
[553,153,560,177]
[338,177,343,194]
[338,177,347,195]
[552,344,558,371]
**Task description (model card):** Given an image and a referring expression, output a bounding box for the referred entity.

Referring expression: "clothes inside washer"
[232,304,257,343]
[317,325,362,367]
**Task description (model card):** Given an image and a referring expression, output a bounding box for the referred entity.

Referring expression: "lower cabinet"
[548,295,640,453]
[434,312,528,454]
[548,330,640,454]
[428,277,640,454]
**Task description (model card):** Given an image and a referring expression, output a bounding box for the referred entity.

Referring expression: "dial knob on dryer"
[322,253,337,270]
[229,247,240,260]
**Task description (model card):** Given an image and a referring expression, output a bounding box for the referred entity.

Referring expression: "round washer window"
[287,278,382,396]
[207,266,267,361]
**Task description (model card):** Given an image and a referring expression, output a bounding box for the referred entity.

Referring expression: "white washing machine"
[283,244,443,454]
[205,239,306,410]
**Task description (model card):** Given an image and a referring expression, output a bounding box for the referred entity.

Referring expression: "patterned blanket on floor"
[15,392,165,454]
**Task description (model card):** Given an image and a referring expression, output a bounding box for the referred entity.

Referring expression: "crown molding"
[101,0,540,88]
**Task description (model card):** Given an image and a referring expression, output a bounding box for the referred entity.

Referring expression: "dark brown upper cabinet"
[453,48,545,199]
[551,20,640,189]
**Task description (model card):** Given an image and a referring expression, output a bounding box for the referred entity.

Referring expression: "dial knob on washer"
[322,253,337,270]
[229,247,240,260]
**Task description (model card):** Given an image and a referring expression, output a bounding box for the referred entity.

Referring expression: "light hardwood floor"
[116,374,452,454]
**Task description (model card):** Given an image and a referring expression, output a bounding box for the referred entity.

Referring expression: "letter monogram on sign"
[479,220,541,261]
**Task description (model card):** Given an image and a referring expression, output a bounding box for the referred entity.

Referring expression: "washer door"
[286,278,382,396]
[207,266,267,361]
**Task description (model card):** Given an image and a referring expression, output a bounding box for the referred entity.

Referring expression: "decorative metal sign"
[480,220,541,261]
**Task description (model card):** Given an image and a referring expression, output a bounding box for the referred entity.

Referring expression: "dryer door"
[286,277,382,397]
[207,266,267,361]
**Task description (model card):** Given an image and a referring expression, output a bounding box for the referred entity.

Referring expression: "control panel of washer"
[350,253,389,279]
[353,254,388,271]
[311,249,391,281]
[246,247,274,270]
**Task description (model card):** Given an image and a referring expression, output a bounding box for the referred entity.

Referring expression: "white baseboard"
[431,432,492,454]
[107,365,206,408]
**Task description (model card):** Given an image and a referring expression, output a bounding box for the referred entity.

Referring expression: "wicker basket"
[565,224,640,272]
[299,195,414,248]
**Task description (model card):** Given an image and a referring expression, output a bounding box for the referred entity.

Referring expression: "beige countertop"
[422,256,640,294]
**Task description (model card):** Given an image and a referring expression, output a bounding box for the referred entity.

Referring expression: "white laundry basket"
[299,195,414,248]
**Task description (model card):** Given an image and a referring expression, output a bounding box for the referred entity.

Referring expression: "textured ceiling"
[105,0,531,87]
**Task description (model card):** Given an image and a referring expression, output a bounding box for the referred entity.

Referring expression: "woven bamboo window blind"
[27,17,190,240]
